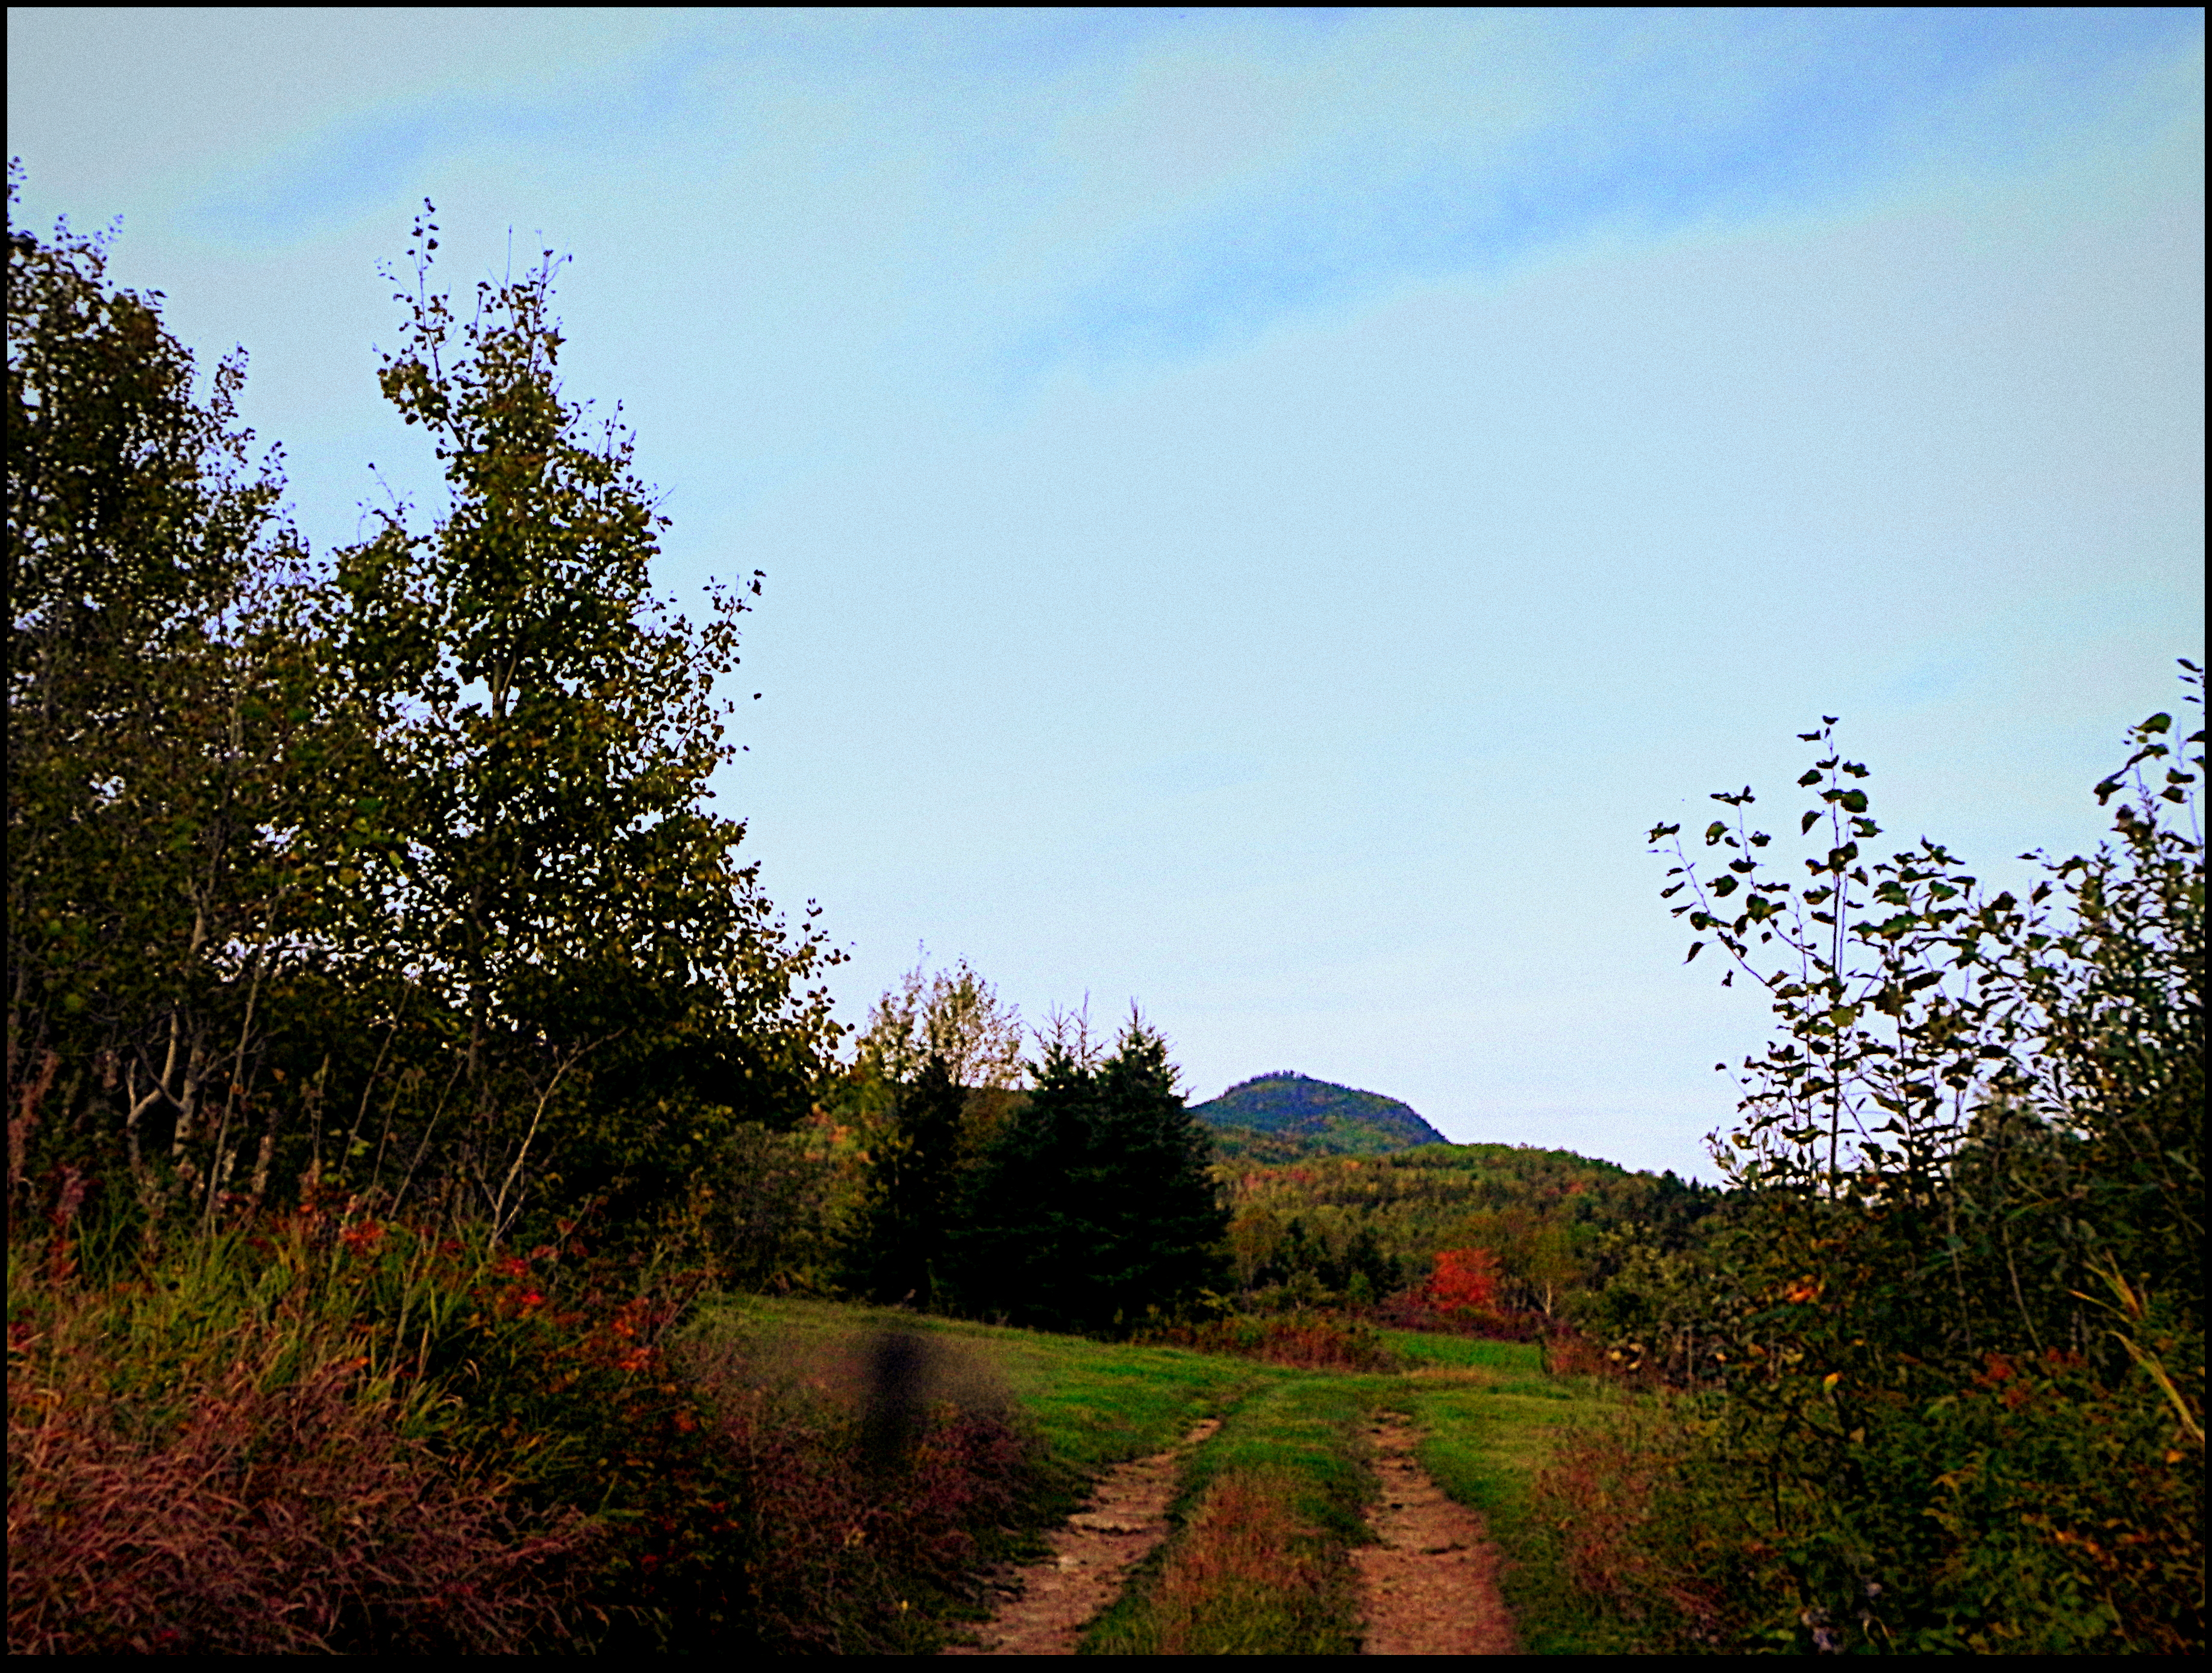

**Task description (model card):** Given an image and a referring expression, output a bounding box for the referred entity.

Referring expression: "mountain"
[1187,1072,1449,1157]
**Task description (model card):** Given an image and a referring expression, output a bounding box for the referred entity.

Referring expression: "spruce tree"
[954,1015,1225,1333]
[846,1051,966,1309]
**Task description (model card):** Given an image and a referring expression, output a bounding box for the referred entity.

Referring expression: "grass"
[708,1300,1636,1654]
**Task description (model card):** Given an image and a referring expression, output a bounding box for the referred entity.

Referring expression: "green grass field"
[696,1298,1626,1654]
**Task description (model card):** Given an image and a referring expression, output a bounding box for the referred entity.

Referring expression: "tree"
[952,1012,1226,1333]
[1619,662,2204,1651]
[849,953,1025,1093]
[331,202,843,1232]
[836,956,1026,1297]
[842,1052,966,1309]
[8,174,844,1246]
[7,161,383,1228]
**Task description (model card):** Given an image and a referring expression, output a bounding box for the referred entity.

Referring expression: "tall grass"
[7,1200,1052,1654]
[7,1218,590,1653]
[1116,1468,1343,1654]
[1083,1372,1375,1654]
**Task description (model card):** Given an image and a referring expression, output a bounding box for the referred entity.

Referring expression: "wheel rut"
[946,1417,1220,1655]
[1354,1414,1517,1655]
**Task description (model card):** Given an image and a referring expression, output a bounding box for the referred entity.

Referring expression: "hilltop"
[1189,1072,1449,1159]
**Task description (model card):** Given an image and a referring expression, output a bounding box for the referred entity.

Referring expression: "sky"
[9,8,2203,1179]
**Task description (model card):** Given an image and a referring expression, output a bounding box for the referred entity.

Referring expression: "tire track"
[1354,1415,1517,1655]
[946,1417,1220,1655]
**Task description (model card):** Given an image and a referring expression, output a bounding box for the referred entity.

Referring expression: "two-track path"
[948,1407,1516,1655]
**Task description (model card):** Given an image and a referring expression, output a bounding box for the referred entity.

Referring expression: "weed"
[6,1254,589,1654]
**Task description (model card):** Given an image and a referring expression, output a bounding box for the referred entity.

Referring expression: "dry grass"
[1140,1468,1339,1655]
[7,1287,590,1654]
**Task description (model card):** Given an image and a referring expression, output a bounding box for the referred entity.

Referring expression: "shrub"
[1140,1308,1399,1372]
[1566,671,2208,1653]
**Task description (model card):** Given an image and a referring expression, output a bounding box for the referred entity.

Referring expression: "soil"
[1353,1415,1518,1655]
[945,1418,1221,1656]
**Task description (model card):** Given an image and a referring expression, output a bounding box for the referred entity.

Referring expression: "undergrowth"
[5,1197,1050,1655]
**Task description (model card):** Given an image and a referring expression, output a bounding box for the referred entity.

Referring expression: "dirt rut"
[1354,1415,1517,1655]
[946,1417,1220,1655]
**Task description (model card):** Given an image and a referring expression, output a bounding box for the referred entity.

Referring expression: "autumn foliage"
[1425,1246,1501,1313]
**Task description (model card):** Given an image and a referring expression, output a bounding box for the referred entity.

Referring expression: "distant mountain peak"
[1189,1071,1448,1157]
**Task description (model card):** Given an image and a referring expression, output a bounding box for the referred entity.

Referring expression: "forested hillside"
[1214,1142,1715,1315]
[1189,1071,1447,1157]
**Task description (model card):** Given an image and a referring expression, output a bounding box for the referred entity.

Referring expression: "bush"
[1557,669,2207,1653]
[1140,1308,1399,1371]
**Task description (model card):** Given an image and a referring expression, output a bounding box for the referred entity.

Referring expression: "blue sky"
[10,8,2202,1176]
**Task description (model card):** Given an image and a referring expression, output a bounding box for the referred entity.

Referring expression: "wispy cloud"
[1006,9,2203,372]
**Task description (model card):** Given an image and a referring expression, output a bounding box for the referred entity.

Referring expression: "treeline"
[1214,1144,1716,1316]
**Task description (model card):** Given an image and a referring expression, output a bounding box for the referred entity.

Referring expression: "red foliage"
[1375,1257,1548,1342]
[1425,1247,1502,1313]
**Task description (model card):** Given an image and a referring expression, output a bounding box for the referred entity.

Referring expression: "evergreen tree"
[844,1051,966,1309]
[954,1015,1225,1333]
